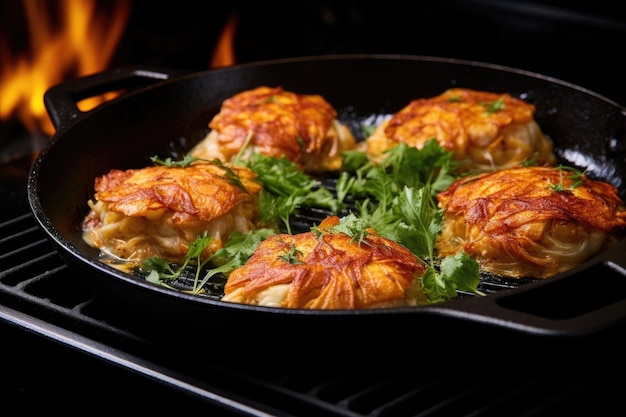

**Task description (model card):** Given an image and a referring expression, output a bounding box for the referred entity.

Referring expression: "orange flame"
[209,11,238,69]
[0,0,130,136]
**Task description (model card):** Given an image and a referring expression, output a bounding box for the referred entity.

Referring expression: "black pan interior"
[27,55,626,339]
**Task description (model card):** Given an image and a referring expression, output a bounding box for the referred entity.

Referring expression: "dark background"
[113,0,626,104]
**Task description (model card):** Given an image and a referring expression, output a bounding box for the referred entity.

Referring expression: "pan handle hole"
[496,264,626,320]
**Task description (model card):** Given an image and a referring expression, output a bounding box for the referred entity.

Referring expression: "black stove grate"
[1,208,625,415]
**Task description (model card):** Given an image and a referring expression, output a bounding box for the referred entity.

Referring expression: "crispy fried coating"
[436,166,626,278]
[363,88,556,172]
[190,86,356,172]
[82,162,262,264]
[222,216,428,309]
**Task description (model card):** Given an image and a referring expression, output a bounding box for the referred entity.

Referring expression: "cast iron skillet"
[27,55,626,344]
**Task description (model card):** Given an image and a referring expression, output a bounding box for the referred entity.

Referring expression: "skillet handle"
[429,240,626,337]
[43,66,190,132]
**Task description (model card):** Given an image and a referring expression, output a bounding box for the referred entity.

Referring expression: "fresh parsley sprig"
[329,212,372,245]
[278,243,304,265]
[141,231,213,291]
[150,154,205,167]
[241,153,343,233]
[337,140,458,206]
[141,228,273,295]
[209,158,249,193]
[150,154,249,192]
[192,228,274,293]
[549,164,586,192]
[334,139,484,302]
[422,252,482,302]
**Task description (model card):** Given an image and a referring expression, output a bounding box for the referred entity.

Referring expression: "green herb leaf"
[150,154,205,167]
[242,153,343,231]
[439,252,484,295]
[209,158,249,193]
[393,186,440,259]
[279,243,304,264]
[258,191,302,234]
[331,212,371,245]
[549,164,586,192]
[421,266,457,303]
[482,97,505,114]
[139,229,273,295]
[193,228,274,293]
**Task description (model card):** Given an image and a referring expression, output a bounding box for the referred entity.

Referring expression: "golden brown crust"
[190,86,356,172]
[222,216,428,309]
[436,166,626,278]
[92,163,261,223]
[363,88,556,172]
[82,162,262,264]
